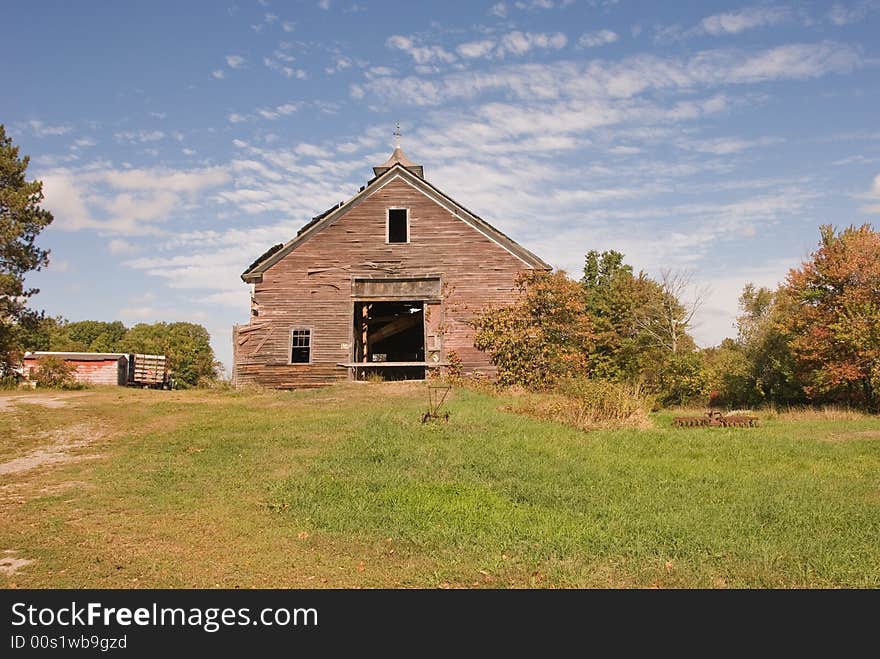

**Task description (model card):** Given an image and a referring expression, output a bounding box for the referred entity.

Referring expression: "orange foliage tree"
[472,270,593,388]
[784,224,880,407]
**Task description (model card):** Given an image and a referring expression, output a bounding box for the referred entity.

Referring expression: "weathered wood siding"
[24,357,128,386]
[234,175,536,388]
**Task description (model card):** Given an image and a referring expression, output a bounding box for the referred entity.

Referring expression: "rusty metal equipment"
[422,385,451,423]
[673,410,760,428]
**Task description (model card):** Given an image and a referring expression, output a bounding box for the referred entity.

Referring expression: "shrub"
[509,377,653,430]
[0,374,20,390]
[472,270,593,389]
[32,356,80,389]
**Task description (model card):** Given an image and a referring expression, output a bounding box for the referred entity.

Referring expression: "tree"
[58,320,128,352]
[734,283,804,405]
[632,268,705,356]
[120,321,218,386]
[581,250,667,383]
[0,125,54,367]
[784,224,880,407]
[472,270,593,388]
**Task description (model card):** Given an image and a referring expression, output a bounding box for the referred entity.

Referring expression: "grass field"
[1,384,878,588]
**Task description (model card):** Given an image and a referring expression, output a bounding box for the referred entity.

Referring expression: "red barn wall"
[234,176,536,388]
[24,358,127,386]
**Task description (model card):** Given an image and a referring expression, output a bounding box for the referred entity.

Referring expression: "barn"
[23,352,129,386]
[232,143,550,389]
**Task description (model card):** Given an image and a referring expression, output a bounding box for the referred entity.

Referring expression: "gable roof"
[241,162,551,283]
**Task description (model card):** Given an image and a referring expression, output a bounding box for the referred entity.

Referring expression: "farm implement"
[673,410,760,428]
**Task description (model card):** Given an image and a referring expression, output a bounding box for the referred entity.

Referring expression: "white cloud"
[114,130,165,143]
[578,29,618,48]
[264,56,307,78]
[827,1,877,25]
[514,0,557,10]
[457,39,496,59]
[366,66,394,77]
[108,238,139,255]
[386,35,457,65]
[325,56,353,74]
[318,0,331,9]
[40,165,231,235]
[72,137,96,149]
[226,54,246,69]
[681,136,782,155]
[860,173,880,213]
[659,6,792,42]
[489,2,508,17]
[282,21,295,32]
[228,113,247,123]
[357,41,860,106]
[701,6,790,35]
[212,69,226,79]
[496,31,567,57]
[27,120,72,138]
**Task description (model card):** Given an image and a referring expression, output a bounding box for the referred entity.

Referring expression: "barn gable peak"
[372,130,423,179]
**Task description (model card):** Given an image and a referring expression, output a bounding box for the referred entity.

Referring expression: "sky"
[3,0,880,374]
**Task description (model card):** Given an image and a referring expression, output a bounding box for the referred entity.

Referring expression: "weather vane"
[394,121,401,149]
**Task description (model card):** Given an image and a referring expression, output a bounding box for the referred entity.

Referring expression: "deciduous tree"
[784,224,880,407]
[472,270,593,388]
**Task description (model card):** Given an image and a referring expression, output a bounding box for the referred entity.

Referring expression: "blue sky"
[4,0,880,373]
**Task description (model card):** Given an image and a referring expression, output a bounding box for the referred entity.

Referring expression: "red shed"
[23,352,129,386]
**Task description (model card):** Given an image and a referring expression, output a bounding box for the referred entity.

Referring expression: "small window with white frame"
[290,328,312,364]
[387,208,409,243]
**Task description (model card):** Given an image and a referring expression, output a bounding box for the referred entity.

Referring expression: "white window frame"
[386,207,410,244]
[289,327,313,365]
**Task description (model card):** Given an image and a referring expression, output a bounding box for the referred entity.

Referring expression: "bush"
[32,356,80,389]
[509,377,654,430]
[0,374,20,390]
[472,271,593,389]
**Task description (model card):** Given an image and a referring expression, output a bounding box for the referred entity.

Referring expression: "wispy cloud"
[108,238,139,255]
[113,130,165,143]
[357,41,861,106]
[225,54,246,69]
[264,55,307,78]
[679,136,782,155]
[40,165,231,235]
[325,55,353,74]
[578,29,619,48]
[657,6,793,42]
[386,35,457,65]
[489,2,508,18]
[27,120,72,138]
[860,173,880,213]
[457,39,496,59]
[496,31,567,57]
[827,1,879,25]
[701,6,791,35]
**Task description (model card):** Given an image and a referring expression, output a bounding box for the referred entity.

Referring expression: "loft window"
[387,208,408,243]
[290,328,312,364]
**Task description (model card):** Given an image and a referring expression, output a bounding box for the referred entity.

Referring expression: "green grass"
[1,384,878,588]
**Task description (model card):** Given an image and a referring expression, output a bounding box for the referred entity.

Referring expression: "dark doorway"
[353,301,425,380]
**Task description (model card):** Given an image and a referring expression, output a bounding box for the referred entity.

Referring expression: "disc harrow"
[673,410,760,428]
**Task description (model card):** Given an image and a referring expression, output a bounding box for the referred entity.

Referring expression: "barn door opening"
[353,301,425,380]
